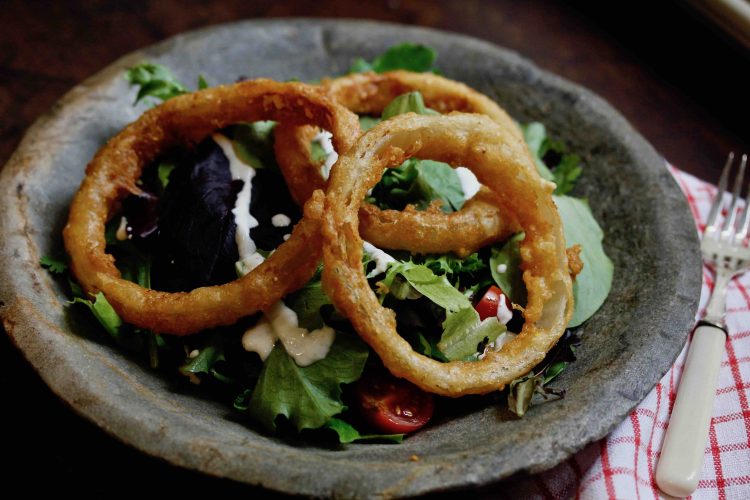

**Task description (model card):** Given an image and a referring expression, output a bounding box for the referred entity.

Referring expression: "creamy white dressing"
[115,216,129,241]
[188,349,200,359]
[496,263,507,274]
[455,166,481,200]
[477,331,518,360]
[241,318,276,361]
[213,133,265,273]
[235,253,266,277]
[282,233,291,241]
[242,302,335,366]
[494,331,517,350]
[363,241,396,277]
[312,130,338,180]
[496,293,514,325]
[271,213,291,227]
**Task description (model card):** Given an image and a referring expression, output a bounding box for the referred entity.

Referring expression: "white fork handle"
[656,324,726,497]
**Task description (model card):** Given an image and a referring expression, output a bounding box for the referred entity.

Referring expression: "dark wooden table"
[2,0,748,495]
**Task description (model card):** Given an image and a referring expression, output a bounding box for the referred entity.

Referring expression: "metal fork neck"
[704,270,731,327]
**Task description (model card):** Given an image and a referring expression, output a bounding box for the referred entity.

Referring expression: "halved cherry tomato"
[474,285,510,320]
[355,369,434,434]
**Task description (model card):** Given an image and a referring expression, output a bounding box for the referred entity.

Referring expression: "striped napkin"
[503,166,750,499]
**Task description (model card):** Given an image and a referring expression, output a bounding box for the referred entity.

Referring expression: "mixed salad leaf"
[44,43,614,442]
[248,334,369,432]
[125,63,189,104]
[349,42,437,74]
[554,195,613,327]
[522,122,583,196]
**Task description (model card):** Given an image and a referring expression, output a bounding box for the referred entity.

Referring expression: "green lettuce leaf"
[71,292,123,339]
[421,252,486,279]
[522,122,555,181]
[507,373,543,417]
[552,154,583,196]
[197,74,209,90]
[40,255,67,274]
[367,92,462,212]
[179,344,224,375]
[285,275,332,331]
[414,332,449,362]
[157,162,176,190]
[489,233,526,305]
[554,195,613,327]
[438,307,506,361]
[125,63,188,104]
[381,91,439,120]
[247,334,369,431]
[522,122,582,195]
[358,115,381,131]
[228,121,277,169]
[507,331,579,416]
[349,43,437,74]
[382,262,470,312]
[310,141,329,164]
[325,418,404,444]
[368,158,465,213]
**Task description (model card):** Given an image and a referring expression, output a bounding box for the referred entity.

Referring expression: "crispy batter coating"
[63,80,359,334]
[324,71,524,141]
[567,244,584,280]
[274,71,527,255]
[358,188,519,258]
[320,113,573,396]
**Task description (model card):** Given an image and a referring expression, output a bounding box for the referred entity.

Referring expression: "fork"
[656,152,750,497]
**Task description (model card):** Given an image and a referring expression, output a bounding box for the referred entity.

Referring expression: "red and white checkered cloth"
[507,166,750,499]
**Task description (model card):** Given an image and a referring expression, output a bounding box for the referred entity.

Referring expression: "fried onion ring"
[274,70,526,256]
[64,80,359,334]
[321,113,573,396]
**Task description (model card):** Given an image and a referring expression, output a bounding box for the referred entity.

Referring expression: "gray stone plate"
[0,19,700,498]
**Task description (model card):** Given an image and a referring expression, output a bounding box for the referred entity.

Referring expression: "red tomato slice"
[474,285,510,320]
[355,370,434,434]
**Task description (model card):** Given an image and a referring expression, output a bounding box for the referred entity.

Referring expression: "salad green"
[46,44,613,442]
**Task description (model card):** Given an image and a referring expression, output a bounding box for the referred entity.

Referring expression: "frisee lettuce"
[40,255,67,274]
[522,122,583,195]
[421,252,487,279]
[125,63,189,104]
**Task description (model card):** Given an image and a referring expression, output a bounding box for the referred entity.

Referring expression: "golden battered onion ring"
[274,70,526,256]
[321,113,573,396]
[324,71,523,141]
[63,80,359,334]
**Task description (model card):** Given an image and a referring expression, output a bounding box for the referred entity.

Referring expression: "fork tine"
[733,154,750,243]
[705,152,735,235]
[722,153,746,239]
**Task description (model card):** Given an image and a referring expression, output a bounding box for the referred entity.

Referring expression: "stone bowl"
[0,19,700,497]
